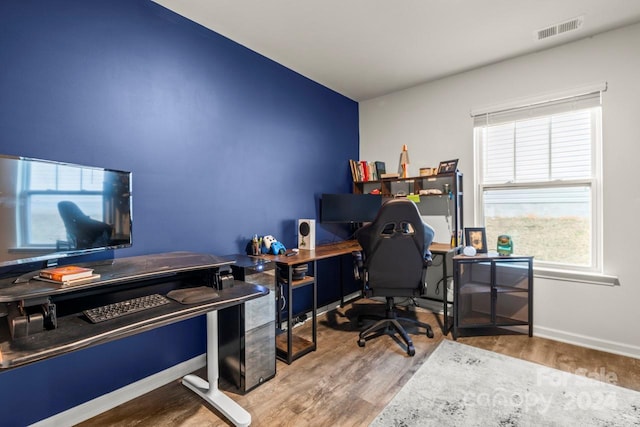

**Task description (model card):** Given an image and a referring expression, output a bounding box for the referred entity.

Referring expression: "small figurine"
[251,234,260,255]
[497,235,513,256]
[398,144,410,178]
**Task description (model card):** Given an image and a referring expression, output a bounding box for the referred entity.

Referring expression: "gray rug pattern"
[371,340,640,426]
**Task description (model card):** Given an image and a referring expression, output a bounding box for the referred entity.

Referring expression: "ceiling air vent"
[535,16,584,41]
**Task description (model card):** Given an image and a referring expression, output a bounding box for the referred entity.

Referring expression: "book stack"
[37,265,100,286]
[349,160,390,182]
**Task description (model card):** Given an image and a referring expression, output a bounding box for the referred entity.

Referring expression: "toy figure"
[261,235,286,255]
[497,235,513,255]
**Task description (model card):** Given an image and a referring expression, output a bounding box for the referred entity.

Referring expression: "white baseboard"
[534,325,640,360]
[32,354,206,427]
[414,297,449,314]
[283,291,362,329]
[414,300,640,361]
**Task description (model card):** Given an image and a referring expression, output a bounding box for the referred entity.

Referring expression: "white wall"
[360,23,640,358]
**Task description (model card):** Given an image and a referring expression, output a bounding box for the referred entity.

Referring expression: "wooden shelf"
[275,331,315,363]
[352,171,462,196]
[353,171,464,247]
[275,333,313,354]
[278,275,315,288]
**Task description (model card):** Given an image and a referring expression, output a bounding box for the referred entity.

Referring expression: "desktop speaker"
[297,219,315,250]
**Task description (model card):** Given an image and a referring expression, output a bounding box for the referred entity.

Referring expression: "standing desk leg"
[442,253,449,335]
[287,265,293,364]
[312,261,317,347]
[339,256,345,307]
[182,311,251,427]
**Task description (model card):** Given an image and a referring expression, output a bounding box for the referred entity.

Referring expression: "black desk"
[0,252,268,427]
[257,241,458,362]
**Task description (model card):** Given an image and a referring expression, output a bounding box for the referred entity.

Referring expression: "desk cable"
[429,253,445,296]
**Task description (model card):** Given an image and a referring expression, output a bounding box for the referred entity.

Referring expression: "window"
[473,87,604,272]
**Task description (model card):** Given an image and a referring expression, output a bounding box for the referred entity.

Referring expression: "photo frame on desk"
[465,227,487,253]
[437,159,458,174]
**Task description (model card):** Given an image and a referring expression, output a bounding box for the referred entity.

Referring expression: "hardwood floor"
[79,300,640,426]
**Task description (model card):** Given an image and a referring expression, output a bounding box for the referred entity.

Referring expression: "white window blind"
[473,91,601,127]
[473,87,604,271]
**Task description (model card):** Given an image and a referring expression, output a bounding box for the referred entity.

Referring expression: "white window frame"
[471,84,612,282]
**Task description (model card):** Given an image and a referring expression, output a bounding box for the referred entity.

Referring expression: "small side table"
[452,254,533,339]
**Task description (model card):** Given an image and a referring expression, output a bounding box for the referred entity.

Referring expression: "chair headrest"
[356,198,425,254]
[368,199,423,233]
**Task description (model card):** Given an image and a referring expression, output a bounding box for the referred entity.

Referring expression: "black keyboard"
[83,294,171,323]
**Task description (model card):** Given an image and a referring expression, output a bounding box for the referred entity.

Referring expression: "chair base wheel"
[356,297,435,356]
[407,345,415,357]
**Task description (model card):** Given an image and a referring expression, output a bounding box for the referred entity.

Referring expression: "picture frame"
[437,159,459,174]
[465,227,487,253]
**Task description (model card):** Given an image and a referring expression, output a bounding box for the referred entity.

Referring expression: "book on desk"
[34,273,102,287]
[39,265,95,282]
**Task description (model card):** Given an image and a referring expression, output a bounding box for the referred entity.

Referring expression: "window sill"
[534,267,619,286]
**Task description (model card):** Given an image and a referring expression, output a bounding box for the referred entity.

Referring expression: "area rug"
[371,340,640,426]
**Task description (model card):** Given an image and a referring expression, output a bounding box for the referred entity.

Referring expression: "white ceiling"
[153,0,640,101]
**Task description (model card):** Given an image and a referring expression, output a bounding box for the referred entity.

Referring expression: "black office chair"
[58,201,112,250]
[355,198,434,356]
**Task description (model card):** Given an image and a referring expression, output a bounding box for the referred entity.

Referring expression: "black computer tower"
[218,255,276,393]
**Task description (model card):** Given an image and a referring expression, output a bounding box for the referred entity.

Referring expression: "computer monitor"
[0,153,132,277]
[320,194,382,224]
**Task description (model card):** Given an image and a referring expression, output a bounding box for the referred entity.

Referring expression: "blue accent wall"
[0,0,358,424]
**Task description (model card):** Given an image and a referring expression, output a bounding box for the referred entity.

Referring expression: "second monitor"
[320,193,382,224]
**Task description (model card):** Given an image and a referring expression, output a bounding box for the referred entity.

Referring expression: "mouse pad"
[166,287,219,304]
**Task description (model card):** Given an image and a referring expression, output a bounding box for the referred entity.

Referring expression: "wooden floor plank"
[78,300,639,426]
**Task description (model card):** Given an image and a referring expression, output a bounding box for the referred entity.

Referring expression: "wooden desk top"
[257,240,458,265]
[430,242,460,255]
[259,240,361,265]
